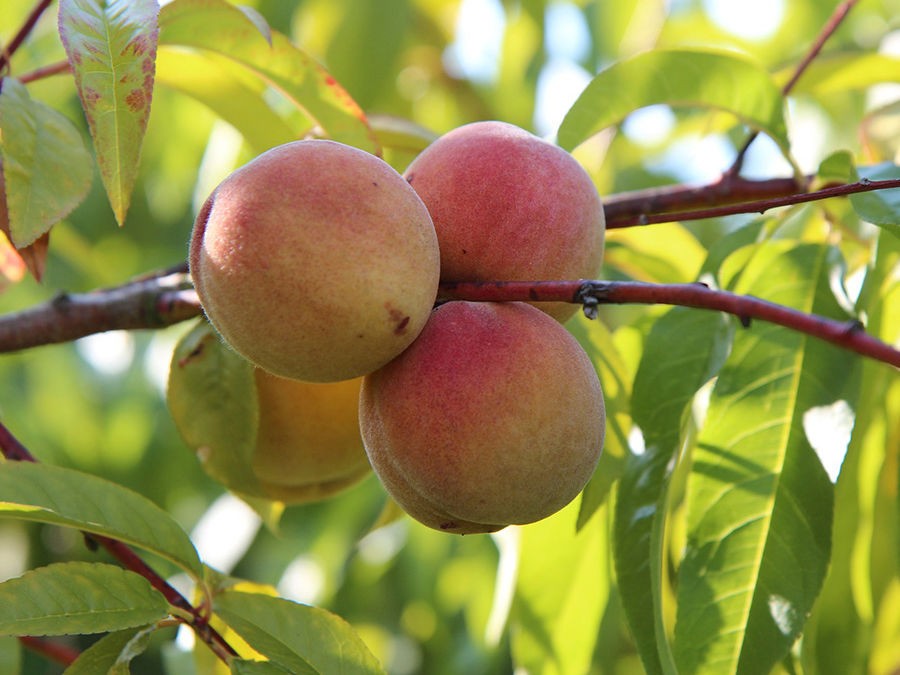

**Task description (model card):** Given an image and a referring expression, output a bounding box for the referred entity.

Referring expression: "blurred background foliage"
[0,0,898,672]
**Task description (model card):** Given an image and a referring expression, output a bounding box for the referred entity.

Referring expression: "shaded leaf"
[58,0,160,225]
[167,320,263,498]
[559,49,790,157]
[0,78,92,247]
[674,243,852,674]
[231,660,293,674]
[853,163,900,234]
[0,462,202,579]
[215,591,385,675]
[158,0,377,153]
[0,636,20,675]
[0,562,168,636]
[64,626,156,674]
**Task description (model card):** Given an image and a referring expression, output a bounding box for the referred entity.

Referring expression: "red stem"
[0,0,55,73]
[17,636,80,667]
[437,280,900,369]
[18,59,71,84]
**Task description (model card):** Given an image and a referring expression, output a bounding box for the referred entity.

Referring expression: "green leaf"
[155,48,296,154]
[511,499,608,675]
[0,636,20,675]
[0,462,202,579]
[0,78,93,247]
[614,307,733,675]
[558,49,790,156]
[158,0,377,153]
[566,315,629,527]
[0,562,168,636]
[64,626,156,674]
[231,660,293,675]
[167,320,263,498]
[673,243,853,674]
[215,591,385,675]
[58,0,159,225]
[853,164,900,235]
[778,53,900,96]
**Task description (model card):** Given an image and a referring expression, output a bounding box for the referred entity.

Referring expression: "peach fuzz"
[190,139,440,383]
[404,121,604,322]
[359,301,605,534]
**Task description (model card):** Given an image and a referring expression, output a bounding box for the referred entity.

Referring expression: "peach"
[403,121,604,322]
[167,321,370,504]
[190,139,440,383]
[359,301,605,534]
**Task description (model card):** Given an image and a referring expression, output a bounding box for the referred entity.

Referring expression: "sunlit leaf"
[674,243,856,674]
[0,78,93,248]
[215,591,385,674]
[58,0,159,225]
[0,562,168,636]
[853,163,900,235]
[63,626,156,674]
[158,0,377,153]
[0,462,203,579]
[615,307,733,675]
[559,49,790,157]
[778,53,900,95]
[511,499,608,675]
[155,48,297,154]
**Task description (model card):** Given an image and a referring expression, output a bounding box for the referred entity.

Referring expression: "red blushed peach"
[359,301,605,534]
[404,121,604,322]
[190,139,440,383]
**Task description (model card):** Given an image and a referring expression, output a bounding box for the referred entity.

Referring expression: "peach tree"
[0,0,898,673]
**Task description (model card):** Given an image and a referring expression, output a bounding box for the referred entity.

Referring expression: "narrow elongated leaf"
[63,626,156,674]
[558,49,789,155]
[158,0,377,153]
[155,49,296,154]
[58,0,159,225]
[231,660,293,675]
[615,308,733,675]
[511,499,608,675]
[0,562,168,636]
[777,53,900,95]
[0,462,202,579]
[215,591,385,675]
[0,78,93,247]
[674,243,854,674]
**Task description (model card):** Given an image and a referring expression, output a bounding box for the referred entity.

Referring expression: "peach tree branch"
[437,280,900,369]
[0,420,239,665]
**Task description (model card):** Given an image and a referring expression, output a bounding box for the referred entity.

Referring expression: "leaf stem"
[0,0,55,74]
[17,635,80,667]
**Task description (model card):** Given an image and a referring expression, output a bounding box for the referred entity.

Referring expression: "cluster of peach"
[174,121,606,534]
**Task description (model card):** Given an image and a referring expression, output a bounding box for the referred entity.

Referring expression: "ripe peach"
[403,121,604,322]
[359,301,605,534]
[251,371,371,503]
[190,139,440,383]
[167,321,370,504]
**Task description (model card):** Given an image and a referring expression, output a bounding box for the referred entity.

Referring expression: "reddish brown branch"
[17,636,80,667]
[606,178,900,228]
[727,0,859,176]
[0,0,55,73]
[437,280,900,369]
[0,420,238,665]
[0,269,202,353]
[18,58,71,84]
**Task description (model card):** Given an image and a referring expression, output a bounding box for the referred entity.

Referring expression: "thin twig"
[17,636,80,667]
[0,0,55,73]
[607,177,900,228]
[18,58,71,84]
[727,0,859,176]
[0,420,238,665]
[437,280,900,369]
